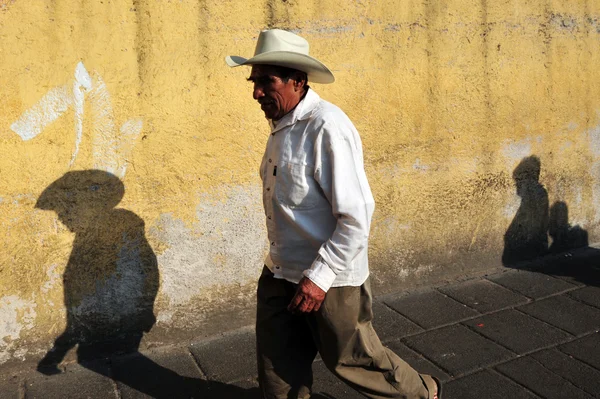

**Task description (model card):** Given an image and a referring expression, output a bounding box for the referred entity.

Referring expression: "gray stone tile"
[384,340,450,382]
[25,363,116,399]
[311,360,365,399]
[197,379,260,399]
[559,333,600,369]
[487,269,577,298]
[496,355,593,399]
[226,377,259,389]
[0,377,20,399]
[439,279,530,313]
[568,286,600,308]
[462,309,571,354]
[531,348,600,397]
[550,272,587,287]
[537,247,600,287]
[385,290,479,329]
[518,295,600,335]
[112,348,205,399]
[443,370,538,399]
[190,330,256,383]
[402,325,514,376]
[371,301,423,342]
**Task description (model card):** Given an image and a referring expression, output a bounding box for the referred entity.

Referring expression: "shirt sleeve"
[302,116,375,292]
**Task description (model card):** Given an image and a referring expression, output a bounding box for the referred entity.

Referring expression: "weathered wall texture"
[1,0,600,366]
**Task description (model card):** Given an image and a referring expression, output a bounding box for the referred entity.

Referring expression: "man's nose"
[253,84,264,100]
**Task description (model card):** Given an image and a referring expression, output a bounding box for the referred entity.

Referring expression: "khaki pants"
[256,267,436,399]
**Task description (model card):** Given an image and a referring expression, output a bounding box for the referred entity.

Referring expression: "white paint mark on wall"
[71,62,93,166]
[10,62,142,178]
[396,264,434,280]
[0,296,36,364]
[587,122,600,222]
[503,194,521,218]
[412,158,429,171]
[74,62,93,89]
[10,85,74,141]
[587,123,600,156]
[150,185,267,307]
[501,138,533,169]
[156,310,175,324]
[73,233,145,321]
[41,264,61,294]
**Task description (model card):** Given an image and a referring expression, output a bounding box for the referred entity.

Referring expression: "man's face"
[248,65,301,120]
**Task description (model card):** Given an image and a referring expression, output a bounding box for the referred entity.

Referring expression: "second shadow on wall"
[503,156,600,287]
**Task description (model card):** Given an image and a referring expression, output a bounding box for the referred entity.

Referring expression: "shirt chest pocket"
[275,162,319,209]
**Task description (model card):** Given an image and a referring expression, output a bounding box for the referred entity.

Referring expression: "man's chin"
[260,104,278,119]
[263,111,277,120]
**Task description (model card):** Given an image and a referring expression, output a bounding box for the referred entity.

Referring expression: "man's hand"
[288,277,326,313]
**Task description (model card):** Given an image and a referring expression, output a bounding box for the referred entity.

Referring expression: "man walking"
[226,29,441,399]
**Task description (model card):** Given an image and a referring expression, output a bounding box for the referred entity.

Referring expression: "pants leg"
[308,278,434,399]
[256,267,318,399]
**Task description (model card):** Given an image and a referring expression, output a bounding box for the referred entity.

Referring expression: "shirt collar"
[269,88,320,134]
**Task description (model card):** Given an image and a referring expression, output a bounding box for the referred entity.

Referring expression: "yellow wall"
[1,0,600,364]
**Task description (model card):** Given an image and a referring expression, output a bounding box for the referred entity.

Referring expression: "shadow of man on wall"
[35,170,258,398]
[502,156,549,264]
[503,157,600,287]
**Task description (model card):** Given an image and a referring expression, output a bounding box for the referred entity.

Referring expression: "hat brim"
[225,51,335,84]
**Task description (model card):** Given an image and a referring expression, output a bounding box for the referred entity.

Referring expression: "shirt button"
[275,266,280,269]
[268,215,272,219]
[271,242,275,246]
[266,187,270,191]
[268,159,272,163]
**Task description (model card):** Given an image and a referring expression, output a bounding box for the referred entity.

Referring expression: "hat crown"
[254,29,310,56]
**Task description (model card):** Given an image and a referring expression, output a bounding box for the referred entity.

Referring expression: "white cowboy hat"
[225,29,335,84]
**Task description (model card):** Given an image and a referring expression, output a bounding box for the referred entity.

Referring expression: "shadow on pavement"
[86,353,260,398]
[503,156,600,287]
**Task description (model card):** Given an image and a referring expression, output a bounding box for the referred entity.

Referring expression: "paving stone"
[518,295,600,335]
[385,290,479,329]
[25,363,116,399]
[402,324,514,376]
[371,301,423,342]
[0,377,20,399]
[226,377,259,389]
[487,269,577,298]
[531,348,600,397]
[443,370,538,399]
[462,309,571,354]
[537,247,600,287]
[439,279,530,313]
[384,340,450,382]
[559,333,600,369]
[568,286,600,308]
[549,272,587,287]
[496,355,593,399]
[310,360,366,399]
[190,330,256,383]
[112,347,206,399]
[195,379,260,399]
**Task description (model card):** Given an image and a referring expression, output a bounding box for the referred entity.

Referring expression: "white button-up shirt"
[261,88,375,292]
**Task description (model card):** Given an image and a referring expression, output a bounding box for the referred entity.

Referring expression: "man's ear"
[293,73,307,91]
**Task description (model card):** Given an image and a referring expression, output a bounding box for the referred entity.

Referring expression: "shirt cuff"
[303,257,337,292]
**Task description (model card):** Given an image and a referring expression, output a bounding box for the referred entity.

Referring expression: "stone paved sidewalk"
[1,250,599,399]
